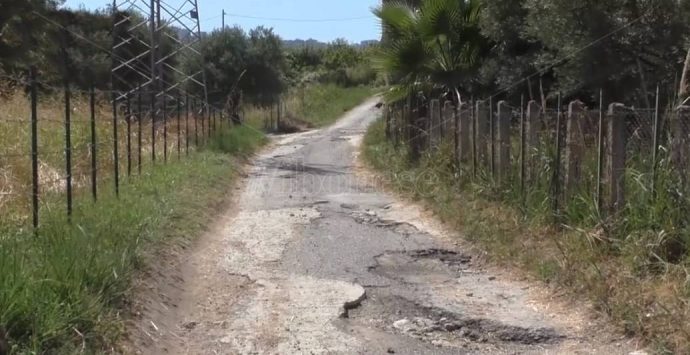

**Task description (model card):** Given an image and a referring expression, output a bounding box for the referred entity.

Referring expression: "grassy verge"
[362,118,690,354]
[0,126,266,353]
[244,84,377,129]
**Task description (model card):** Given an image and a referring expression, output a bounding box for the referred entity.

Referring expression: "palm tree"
[373,0,483,104]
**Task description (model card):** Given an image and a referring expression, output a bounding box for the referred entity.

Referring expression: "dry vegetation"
[362,118,690,353]
[0,90,213,224]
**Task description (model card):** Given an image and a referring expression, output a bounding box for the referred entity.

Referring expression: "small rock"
[488,276,496,281]
[182,321,198,330]
[393,319,410,331]
[290,213,295,217]
[466,293,473,297]
[387,348,395,354]
[340,203,357,209]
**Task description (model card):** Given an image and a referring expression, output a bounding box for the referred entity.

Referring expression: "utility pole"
[222,9,225,30]
[111,0,209,110]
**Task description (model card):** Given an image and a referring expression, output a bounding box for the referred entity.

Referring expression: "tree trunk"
[680,47,690,102]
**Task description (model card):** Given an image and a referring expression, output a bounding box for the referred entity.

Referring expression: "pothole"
[350,210,420,235]
[369,249,472,273]
[350,294,562,347]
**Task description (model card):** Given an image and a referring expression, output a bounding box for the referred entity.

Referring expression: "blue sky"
[62,0,382,43]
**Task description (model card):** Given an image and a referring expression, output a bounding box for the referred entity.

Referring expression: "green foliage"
[377,0,690,105]
[185,26,286,107]
[373,0,483,102]
[285,40,378,88]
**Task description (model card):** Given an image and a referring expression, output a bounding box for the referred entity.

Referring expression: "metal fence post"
[520,95,525,195]
[193,97,198,146]
[90,86,97,201]
[489,97,495,178]
[207,104,212,138]
[471,98,477,177]
[596,90,605,214]
[30,67,39,230]
[651,85,660,198]
[151,92,156,163]
[163,93,168,163]
[185,94,190,155]
[199,99,205,143]
[64,80,72,217]
[552,93,562,218]
[112,92,120,197]
[137,83,143,174]
[177,96,181,160]
[126,93,132,176]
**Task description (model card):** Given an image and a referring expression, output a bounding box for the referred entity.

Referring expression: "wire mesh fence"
[383,90,690,230]
[0,68,239,230]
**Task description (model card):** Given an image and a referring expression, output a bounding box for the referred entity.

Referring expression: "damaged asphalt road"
[132,98,641,354]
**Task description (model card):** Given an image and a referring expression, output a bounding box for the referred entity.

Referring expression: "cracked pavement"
[130,98,642,354]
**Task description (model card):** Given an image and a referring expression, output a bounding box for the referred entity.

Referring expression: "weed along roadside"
[362,109,690,353]
[0,125,266,354]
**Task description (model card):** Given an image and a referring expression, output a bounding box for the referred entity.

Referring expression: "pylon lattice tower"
[110,0,208,107]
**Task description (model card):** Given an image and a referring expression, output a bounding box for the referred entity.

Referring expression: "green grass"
[362,117,690,354]
[291,84,377,127]
[243,84,378,130]
[0,126,265,354]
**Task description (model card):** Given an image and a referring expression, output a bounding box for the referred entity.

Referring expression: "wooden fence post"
[525,100,541,181]
[496,101,511,183]
[607,103,629,214]
[457,102,471,163]
[565,100,586,199]
[671,105,690,186]
[475,100,490,170]
[430,99,441,149]
[443,101,456,158]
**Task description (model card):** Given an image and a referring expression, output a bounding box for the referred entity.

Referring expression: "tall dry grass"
[0,90,210,225]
